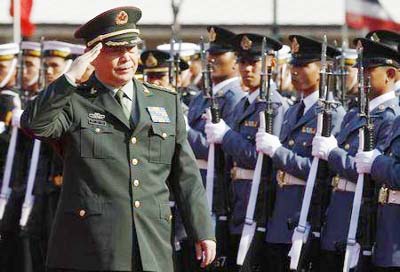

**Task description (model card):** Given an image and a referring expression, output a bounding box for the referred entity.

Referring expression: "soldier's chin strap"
[0,58,17,88]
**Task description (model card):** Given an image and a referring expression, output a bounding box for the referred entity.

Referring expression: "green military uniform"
[21,73,214,271]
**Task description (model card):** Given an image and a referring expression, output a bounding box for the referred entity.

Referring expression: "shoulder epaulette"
[143,82,177,95]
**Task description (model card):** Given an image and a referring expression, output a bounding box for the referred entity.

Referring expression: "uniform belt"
[276,170,306,187]
[331,176,356,192]
[196,159,208,170]
[378,187,400,205]
[230,167,254,180]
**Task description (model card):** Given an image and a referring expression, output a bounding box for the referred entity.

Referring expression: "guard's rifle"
[37,37,46,91]
[343,44,376,272]
[201,37,229,270]
[19,40,46,228]
[338,41,348,110]
[238,37,276,272]
[289,35,337,271]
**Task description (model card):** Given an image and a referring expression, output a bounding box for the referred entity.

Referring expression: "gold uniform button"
[78,209,86,217]
[288,139,295,146]
[133,179,140,187]
[95,128,101,133]
[134,201,141,208]
[131,158,138,166]
[131,137,137,144]
[344,144,350,150]
[162,132,167,138]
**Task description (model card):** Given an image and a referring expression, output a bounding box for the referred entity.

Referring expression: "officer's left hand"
[195,239,216,268]
[312,135,337,161]
[205,119,230,144]
[256,131,281,157]
[355,149,381,174]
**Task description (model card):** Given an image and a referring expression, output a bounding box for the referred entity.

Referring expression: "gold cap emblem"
[208,27,217,42]
[145,53,158,68]
[115,10,129,25]
[241,35,252,50]
[291,37,300,53]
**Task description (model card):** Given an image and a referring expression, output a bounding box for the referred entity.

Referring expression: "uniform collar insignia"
[115,10,129,25]
[208,27,217,42]
[241,35,253,50]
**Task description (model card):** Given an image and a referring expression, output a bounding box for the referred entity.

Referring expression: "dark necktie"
[296,100,305,123]
[244,98,250,111]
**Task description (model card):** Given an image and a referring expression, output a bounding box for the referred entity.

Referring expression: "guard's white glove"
[65,43,102,84]
[355,149,381,174]
[205,119,230,144]
[183,115,190,132]
[11,109,23,128]
[256,131,282,157]
[312,135,338,161]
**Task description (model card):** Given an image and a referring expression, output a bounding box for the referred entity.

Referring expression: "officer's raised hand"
[65,42,102,84]
[195,239,216,268]
[256,131,281,157]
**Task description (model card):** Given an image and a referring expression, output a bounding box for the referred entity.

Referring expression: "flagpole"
[13,0,21,43]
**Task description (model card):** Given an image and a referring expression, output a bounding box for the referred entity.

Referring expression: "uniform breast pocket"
[148,123,176,164]
[80,121,114,159]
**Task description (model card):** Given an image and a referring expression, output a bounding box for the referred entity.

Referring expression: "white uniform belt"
[196,159,208,170]
[276,170,306,187]
[331,176,356,192]
[231,167,254,180]
[378,187,400,205]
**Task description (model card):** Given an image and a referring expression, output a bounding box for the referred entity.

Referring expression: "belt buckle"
[230,167,238,180]
[378,186,388,204]
[331,175,340,191]
[277,170,286,187]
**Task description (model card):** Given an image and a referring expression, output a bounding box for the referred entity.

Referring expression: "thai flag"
[346,0,400,31]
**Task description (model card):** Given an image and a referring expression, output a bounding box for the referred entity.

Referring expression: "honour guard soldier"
[313,38,400,271]
[187,26,245,271]
[256,35,345,271]
[365,30,400,97]
[21,6,215,272]
[205,33,288,271]
[140,49,189,89]
[354,40,400,272]
[20,41,42,96]
[339,48,359,109]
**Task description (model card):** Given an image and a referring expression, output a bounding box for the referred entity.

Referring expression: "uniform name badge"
[147,107,171,123]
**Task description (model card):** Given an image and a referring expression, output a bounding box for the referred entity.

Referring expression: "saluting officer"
[205,33,288,271]
[312,38,400,271]
[21,6,215,272]
[256,35,345,271]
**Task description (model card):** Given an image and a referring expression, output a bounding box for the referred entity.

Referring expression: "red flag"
[9,0,36,38]
[346,0,400,32]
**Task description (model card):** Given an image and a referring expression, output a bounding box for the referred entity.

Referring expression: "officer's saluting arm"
[169,93,215,242]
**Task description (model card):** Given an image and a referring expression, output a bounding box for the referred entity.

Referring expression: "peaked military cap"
[366,30,400,52]
[157,42,200,62]
[140,50,189,74]
[337,48,357,66]
[206,26,236,53]
[353,37,400,69]
[276,45,292,64]
[42,41,72,59]
[288,35,340,66]
[232,33,282,61]
[0,43,19,61]
[74,6,142,48]
[21,41,41,57]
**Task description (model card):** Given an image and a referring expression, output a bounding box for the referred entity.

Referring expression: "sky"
[0,0,347,25]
